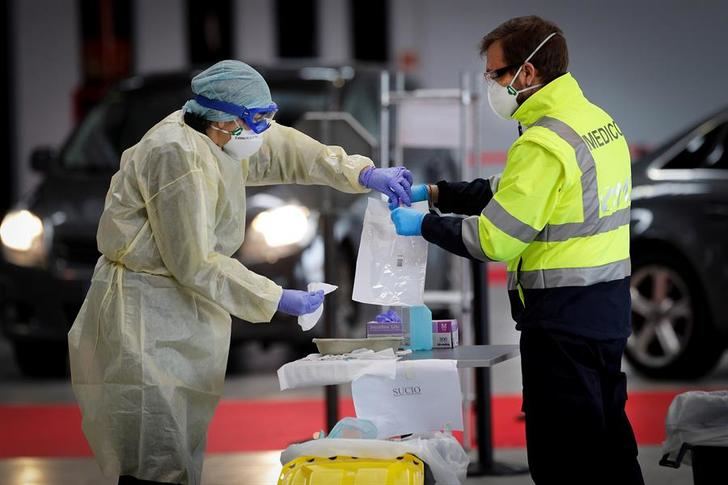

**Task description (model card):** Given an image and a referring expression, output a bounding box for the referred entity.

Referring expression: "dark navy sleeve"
[420,213,475,260]
[435,179,494,216]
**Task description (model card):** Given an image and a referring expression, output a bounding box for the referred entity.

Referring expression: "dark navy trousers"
[520,327,645,485]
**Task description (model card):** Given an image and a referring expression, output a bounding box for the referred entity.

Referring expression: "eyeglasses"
[483,64,519,83]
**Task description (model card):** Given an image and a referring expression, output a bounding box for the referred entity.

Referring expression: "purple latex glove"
[277,289,325,316]
[359,166,413,209]
[375,309,402,323]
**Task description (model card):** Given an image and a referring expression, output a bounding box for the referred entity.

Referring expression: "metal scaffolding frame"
[377,70,528,476]
[379,70,483,319]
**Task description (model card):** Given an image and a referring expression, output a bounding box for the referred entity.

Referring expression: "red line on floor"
[0,389,691,458]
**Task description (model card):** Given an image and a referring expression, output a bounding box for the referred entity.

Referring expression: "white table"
[318,344,523,476]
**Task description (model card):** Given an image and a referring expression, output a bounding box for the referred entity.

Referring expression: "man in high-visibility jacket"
[391,16,644,485]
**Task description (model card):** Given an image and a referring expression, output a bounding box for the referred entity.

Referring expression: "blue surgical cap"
[183,60,273,122]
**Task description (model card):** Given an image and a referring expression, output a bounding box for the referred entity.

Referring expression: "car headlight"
[251,205,313,248]
[238,203,319,265]
[0,210,48,267]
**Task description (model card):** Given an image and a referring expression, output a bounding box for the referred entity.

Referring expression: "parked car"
[0,64,457,377]
[628,107,728,378]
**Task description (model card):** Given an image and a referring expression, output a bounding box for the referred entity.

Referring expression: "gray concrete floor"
[0,446,695,485]
[0,288,721,484]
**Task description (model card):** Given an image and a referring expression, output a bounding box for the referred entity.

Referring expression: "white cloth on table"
[277,348,399,390]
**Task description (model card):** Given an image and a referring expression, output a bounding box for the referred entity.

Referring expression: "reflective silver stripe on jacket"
[535,207,631,242]
[508,258,631,290]
[462,215,491,262]
[462,198,542,261]
[483,199,540,243]
[531,116,629,242]
[488,173,502,193]
[507,271,519,290]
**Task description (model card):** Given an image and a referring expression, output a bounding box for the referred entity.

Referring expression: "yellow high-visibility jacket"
[422,73,632,339]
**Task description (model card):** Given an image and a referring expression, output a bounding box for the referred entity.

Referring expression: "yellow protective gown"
[68,110,372,484]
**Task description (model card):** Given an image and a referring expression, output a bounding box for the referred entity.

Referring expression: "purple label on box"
[366,321,403,336]
[433,320,457,332]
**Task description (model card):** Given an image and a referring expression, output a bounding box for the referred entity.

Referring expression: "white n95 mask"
[487,32,557,120]
[224,131,263,160]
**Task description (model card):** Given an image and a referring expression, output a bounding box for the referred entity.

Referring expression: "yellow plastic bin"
[278,453,432,485]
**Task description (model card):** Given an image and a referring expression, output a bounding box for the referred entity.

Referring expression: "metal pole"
[395,71,405,92]
[470,259,494,472]
[319,117,339,432]
[380,71,390,168]
[393,72,405,166]
[467,72,529,477]
[473,71,484,180]
[323,210,339,432]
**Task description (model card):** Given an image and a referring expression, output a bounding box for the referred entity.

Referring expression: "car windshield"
[635,110,728,170]
[661,120,728,170]
[268,73,383,137]
[60,83,192,172]
[267,81,334,128]
[58,71,387,173]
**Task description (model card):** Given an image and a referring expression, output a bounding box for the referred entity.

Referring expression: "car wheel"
[13,340,68,378]
[626,249,724,379]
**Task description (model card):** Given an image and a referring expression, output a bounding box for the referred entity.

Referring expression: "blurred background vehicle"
[628,107,728,379]
[0,64,458,377]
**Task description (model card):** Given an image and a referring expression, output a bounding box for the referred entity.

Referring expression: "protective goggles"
[194,94,278,134]
[483,64,519,83]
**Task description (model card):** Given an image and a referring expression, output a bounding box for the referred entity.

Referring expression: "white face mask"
[486,32,557,120]
[223,130,263,160]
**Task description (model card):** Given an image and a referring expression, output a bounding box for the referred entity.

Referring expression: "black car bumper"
[0,261,90,342]
[0,250,318,346]
[230,253,313,345]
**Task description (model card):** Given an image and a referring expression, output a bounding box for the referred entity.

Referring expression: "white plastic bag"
[328,417,378,439]
[280,432,469,484]
[662,391,728,465]
[352,197,428,306]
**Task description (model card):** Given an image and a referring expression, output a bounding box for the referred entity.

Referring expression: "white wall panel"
[14,0,79,196]
[134,0,186,74]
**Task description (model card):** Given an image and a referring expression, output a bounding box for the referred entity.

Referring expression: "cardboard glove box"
[366,319,459,349]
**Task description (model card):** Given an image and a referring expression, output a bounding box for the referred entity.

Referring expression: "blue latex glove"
[277,289,325,316]
[375,309,402,323]
[391,207,425,236]
[359,166,413,209]
[410,184,429,203]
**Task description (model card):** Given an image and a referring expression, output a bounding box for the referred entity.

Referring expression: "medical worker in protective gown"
[68,60,413,485]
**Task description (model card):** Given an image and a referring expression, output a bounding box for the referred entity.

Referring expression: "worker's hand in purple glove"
[277,289,325,316]
[359,166,413,209]
[375,309,401,323]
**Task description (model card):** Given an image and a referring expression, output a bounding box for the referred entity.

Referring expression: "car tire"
[626,247,725,379]
[13,340,69,379]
